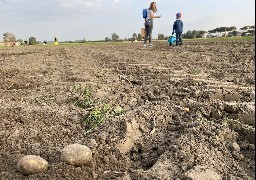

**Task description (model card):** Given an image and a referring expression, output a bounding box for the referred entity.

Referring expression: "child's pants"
[176,33,182,46]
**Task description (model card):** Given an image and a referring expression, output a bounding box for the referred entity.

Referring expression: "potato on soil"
[17,155,49,175]
[61,144,92,166]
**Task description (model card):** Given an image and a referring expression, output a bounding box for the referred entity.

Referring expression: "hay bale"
[61,144,92,166]
[17,155,48,175]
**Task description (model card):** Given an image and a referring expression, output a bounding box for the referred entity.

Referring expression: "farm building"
[0,42,20,46]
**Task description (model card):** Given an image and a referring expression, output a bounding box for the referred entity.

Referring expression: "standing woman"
[143,2,161,48]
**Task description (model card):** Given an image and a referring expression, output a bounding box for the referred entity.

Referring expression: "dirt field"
[0,39,255,180]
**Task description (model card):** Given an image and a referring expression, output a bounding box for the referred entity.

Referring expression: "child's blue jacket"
[173,19,183,33]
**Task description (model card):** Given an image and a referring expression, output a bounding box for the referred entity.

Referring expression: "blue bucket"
[168,34,176,46]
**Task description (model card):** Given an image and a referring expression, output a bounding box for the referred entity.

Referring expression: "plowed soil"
[0,39,255,180]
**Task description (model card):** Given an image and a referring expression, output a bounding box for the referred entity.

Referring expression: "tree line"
[127,25,255,41]
[2,32,37,45]
[2,25,254,44]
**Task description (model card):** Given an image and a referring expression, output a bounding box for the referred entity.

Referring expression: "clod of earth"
[17,155,49,176]
[184,165,222,180]
[239,104,255,125]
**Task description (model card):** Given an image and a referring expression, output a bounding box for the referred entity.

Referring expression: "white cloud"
[54,0,130,10]
[55,0,101,9]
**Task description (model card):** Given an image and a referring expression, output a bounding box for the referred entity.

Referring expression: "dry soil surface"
[0,39,255,180]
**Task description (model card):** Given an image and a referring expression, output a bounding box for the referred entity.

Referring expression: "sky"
[0,0,255,41]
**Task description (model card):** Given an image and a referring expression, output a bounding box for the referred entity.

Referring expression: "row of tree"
[124,25,255,41]
[2,25,255,44]
[3,32,37,45]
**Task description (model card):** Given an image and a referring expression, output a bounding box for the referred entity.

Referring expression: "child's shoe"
[149,44,153,48]
[143,44,147,48]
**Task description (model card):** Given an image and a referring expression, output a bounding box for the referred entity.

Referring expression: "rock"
[17,155,48,175]
[230,142,240,152]
[184,165,221,180]
[122,173,132,180]
[232,151,244,160]
[248,144,255,151]
[211,109,222,120]
[61,144,92,166]
[88,139,98,148]
[240,142,249,150]
[100,133,107,142]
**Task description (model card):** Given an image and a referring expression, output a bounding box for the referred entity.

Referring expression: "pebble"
[230,142,240,152]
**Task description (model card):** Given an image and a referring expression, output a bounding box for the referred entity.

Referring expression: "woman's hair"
[149,2,157,13]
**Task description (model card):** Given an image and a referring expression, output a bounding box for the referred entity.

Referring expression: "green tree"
[191,30,199,38]
[158,34,164,40]
[17,39,24,45]
[105,37,111,41]
[197,30,206,38]
[240,25,255,36]
[232,30,238,37]
[80,38,86,43]
[164,36,169,40]
[240,26,251,31]
[184,30,193,39]
[111,33,119,41]
[247,29,255,36]
[227,26,236,31]
[250,25,255,30]
[132,33,137,40]
[137,34,142,41]
[29,37,37,45]
[3,32,16,42]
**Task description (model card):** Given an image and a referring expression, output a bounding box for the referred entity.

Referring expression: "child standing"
[54,37,58,46]
[172,12,183,46]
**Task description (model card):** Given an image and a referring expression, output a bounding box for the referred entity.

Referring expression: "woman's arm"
[149,11,161,19]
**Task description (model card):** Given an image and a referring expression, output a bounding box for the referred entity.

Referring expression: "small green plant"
[83,104,125,135]
[75,87,95,109]
[73,85,125,135]
[83,107,106,135]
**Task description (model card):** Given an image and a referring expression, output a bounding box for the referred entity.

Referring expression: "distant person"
[43,40,47,45]
[54,37,58,45]
[172,12,183,46]
[143,2,161,48]
[24,40,28,46]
